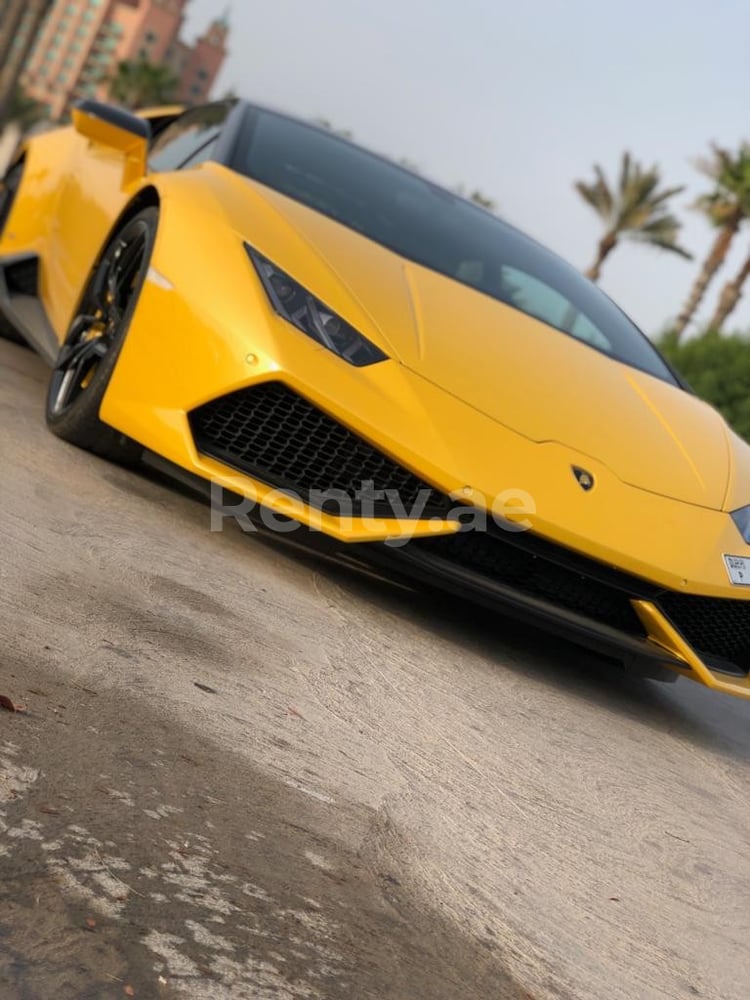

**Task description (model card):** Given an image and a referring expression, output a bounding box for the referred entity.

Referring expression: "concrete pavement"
[1,338,749,999]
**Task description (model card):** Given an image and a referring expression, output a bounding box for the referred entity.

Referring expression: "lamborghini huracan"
[2,98,750,699]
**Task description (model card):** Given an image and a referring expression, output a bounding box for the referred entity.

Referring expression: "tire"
[45,206,158,464]
[0,162,29,347]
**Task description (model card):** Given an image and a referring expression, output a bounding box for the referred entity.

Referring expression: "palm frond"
[593,165,614,218]
[692,142,750,224]
[574,170,613,223]
[633,236,693,260]
[629,215,693,258]
[108,58,179,109]
[577,152,687,260]
[619,152,632,199]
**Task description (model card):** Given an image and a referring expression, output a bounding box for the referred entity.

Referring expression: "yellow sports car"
[2,98,750,699]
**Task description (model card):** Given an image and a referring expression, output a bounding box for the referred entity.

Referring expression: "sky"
[184,0,750,337]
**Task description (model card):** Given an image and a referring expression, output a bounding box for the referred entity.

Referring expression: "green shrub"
[658,330,750,442]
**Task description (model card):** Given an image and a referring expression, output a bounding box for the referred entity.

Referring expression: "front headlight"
[246,245,388,367]
[731,505,750,544]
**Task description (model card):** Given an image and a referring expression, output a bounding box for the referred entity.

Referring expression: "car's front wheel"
[45,206,158,464]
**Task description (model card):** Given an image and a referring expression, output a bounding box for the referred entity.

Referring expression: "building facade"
[13,0,228,120]
[171,12,228,104]
[0,0,35,72]
[0,0,54,120]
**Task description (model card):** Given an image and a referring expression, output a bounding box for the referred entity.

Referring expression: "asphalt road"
[1,336,749,1000]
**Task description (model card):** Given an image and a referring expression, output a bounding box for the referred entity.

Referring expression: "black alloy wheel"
[45,206,158,464]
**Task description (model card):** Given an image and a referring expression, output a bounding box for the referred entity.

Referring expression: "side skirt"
[0,253,59,365]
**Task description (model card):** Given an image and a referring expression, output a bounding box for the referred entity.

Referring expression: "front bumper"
[378,525,750,699]
[144,450,750,699]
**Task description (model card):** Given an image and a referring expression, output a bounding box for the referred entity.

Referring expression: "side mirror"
[72,100,151,186]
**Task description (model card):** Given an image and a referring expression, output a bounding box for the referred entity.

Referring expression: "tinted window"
[234,110,677,385]
[181,136,220,169]
[149,102,231,172]
[501,267,612,351]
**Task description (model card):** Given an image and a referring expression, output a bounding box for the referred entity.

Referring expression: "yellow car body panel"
[0,126,136,336]
[3,103,750,699]
[632,601,750,698]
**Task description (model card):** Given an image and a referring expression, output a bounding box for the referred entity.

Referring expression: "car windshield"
[235,108,677,386]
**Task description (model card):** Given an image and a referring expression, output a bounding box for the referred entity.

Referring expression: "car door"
[46,103,233,340]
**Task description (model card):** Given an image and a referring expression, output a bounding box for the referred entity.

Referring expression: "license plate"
[723,555,750,585]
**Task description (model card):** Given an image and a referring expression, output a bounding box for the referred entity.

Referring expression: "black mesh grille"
[411,530,647,636]
[189,382,453,517]
[657,593,750,676]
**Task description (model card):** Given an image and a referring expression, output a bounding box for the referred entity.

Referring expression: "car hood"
[238,178,743,512]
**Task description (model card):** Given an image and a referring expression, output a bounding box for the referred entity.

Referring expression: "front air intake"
[189,381,453,519]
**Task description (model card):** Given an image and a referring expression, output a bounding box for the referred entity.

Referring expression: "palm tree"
[452,182,497,212]
[468,189,496,212]
[706,247,750,331]
[575,153,690,282]
[107,58,179,111]
[314,118,353,139]
[672,143,750,339]
[0,86,47,130]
